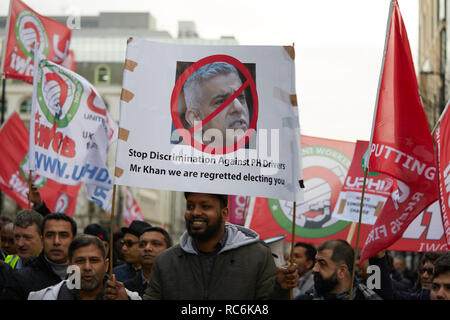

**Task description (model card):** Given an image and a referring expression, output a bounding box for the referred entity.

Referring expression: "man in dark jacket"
[124,226,172,297]
[296,239,382,300]
[28,234,140,300]
[389,252,441,300]
[143,192,298,300]
[0,260,14,297]
[0,217,14,261]
[113,220,151,282]
[1,213,77,300]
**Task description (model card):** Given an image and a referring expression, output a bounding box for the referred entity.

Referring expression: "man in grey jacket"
[143,192,298,300]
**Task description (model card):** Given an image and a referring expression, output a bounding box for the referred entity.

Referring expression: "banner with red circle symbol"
[170,55,258,155]
[115,39,303,202]
[2,0,72,84]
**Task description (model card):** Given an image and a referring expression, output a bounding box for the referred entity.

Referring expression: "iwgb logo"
[37,59,83,128]
[54,194,69,213]
[19,153,47,188]
[14,10,69,63]
[15,10,49,59]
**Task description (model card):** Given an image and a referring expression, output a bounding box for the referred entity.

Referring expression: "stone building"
[418,0,447,130]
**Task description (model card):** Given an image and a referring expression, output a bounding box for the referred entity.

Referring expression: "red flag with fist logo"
[1,0,71,83]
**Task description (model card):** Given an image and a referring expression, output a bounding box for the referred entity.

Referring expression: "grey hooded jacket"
[143,223,289,300]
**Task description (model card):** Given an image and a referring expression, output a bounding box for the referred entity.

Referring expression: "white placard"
[114,39,303,202]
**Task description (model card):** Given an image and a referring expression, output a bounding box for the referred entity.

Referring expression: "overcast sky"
[0,0,419,142]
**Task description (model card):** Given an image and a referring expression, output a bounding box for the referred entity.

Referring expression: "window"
[439,0,446,21]
[440,28,446,75]
[0,99,7,114]
[95,64,111,85]
[19,97,32,113]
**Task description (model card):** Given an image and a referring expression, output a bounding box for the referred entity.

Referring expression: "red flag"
[361,1,439,262]
[434,103,450,248]
[228,195,249,225]
[0,112,80,215]
[245,135,446,252]
[1,0,71,83]
[122,186,144,227]
[61,49,76,72]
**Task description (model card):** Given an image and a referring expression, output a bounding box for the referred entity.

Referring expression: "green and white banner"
[29,50,117,209]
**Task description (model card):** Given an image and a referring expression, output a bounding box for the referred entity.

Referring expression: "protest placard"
[114,39,303,202]
[1,0,71,83]
[332,140,395,225]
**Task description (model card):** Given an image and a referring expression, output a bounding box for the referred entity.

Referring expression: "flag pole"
[289,201,297,300]
[1,77,6,125]
[1,37,6,125]
[368,0,396,155]
[0,0,13,81]
[431,99,450,136]
[349,0,396,300]
[242,196,249,225]
[349,167,369,299]
[346,222,357,244]
[0,38,6,213]
[109,184,117,278]
[27,170,33,209]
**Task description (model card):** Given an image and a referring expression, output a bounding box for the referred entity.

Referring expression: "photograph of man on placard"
[171,61,256,151]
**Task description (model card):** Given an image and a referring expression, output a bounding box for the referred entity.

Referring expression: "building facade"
[0,11,238,242]
[419,0,447,129]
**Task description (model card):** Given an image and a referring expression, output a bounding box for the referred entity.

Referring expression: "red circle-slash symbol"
[170,55,259,155]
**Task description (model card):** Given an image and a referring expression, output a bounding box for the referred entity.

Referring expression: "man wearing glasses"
[417,252,441,291]
[113,220,151,282]
[392,251,442,300]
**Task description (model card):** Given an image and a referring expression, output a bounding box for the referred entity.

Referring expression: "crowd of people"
[0,189,449,300]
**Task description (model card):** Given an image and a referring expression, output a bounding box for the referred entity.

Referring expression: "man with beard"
[143,192,298,300]
[28,234,140,300]
[296,239,382,300]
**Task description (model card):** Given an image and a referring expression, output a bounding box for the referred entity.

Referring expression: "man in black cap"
[144,192,298,300]
[113,220,151,282]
